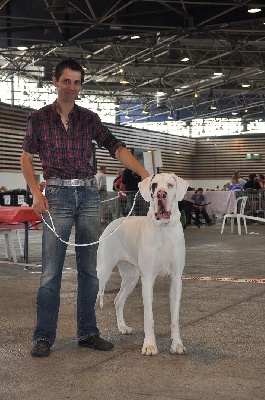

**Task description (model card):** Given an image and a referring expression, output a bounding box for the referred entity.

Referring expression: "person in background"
[191,188,212,226]
[122,168,142,216]
[95,165,107,193]
[20,58,149,358]
[112,168,126,218]
[39,181,46,194]
[231,171,246,187]
[244,174,260,190]
[229,179,243,191]
[257,174,265,189]
[112,168,123,192]
[0,185,8,192]
[95,165,107,222]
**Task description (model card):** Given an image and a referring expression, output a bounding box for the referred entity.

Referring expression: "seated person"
[178,199,193,227]
[229,179,243,191]
[191,188,212,226]
[244,173,260,190]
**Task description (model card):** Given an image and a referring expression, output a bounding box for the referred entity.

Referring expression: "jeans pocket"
[45,186,61,197]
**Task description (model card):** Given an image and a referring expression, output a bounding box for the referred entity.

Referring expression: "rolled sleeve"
[22,113,40,155]
[93,114,126,158]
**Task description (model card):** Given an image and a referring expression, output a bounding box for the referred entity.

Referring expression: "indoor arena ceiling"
[1,0,265,122]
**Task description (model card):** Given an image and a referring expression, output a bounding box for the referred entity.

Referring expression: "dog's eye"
[151,182,157,199]
[151,183,158,192]
[168,183,173,189]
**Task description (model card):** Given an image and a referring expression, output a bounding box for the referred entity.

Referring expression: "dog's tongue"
[155,198,171,220]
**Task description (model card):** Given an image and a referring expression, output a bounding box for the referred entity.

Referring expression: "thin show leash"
[41,191,140,247]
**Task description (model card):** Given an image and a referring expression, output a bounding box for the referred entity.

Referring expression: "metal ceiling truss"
[0,0,265,122]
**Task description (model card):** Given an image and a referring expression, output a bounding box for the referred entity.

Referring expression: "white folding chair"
[0,223,24,262]
[0,229,18,262]
[221,196,248,235]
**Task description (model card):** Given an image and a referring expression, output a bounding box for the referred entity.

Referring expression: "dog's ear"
[173,174,189,201]
[138,175,154,202]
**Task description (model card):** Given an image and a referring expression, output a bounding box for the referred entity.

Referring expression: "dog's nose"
[157,190,167,199]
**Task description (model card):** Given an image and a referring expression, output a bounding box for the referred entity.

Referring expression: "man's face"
[52,68,82,103]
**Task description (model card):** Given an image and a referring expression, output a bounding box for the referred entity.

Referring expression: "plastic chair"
[221,196,248,235]
[0,223,24,262]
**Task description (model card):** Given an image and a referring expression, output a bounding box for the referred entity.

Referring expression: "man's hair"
[54,58,85,83]
[99,166,106,171]
[197,187,203,192]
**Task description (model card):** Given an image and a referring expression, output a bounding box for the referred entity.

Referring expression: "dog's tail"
[97,263,114,308]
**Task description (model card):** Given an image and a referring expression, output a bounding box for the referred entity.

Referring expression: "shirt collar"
[52,100,79,117]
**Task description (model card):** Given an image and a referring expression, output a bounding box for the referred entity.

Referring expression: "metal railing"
[234,190,265,219]
[100,190,149,228]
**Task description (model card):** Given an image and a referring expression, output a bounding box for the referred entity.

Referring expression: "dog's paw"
[170,343,187,355]
[118,325,133,335]
[141,342,158,356]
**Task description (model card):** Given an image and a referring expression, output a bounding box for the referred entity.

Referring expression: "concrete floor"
[0,221,264,400]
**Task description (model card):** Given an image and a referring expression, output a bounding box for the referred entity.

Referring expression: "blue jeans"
[33,183,100,346]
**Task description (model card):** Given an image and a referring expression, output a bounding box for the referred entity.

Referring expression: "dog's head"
[138,173,189,225]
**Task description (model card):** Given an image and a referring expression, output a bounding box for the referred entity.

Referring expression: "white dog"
[97,173,189,355]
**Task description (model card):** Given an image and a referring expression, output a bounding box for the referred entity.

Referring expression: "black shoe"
[78,335,114,351]
[31,340,51,357]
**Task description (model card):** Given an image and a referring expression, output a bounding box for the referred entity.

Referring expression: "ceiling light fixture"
[242,83,250,87]
[120,76,130,84]
[180,57,189,62]
[210,103,217,110]
[110,16,123,30]
[248,7,261,13]
[46,0,76,14]
[156,90,166,96]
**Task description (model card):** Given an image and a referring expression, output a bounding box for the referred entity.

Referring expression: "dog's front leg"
[141,276,158,355]
[169,273,186,355]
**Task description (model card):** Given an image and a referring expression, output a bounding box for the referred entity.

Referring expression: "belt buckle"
[70,179,81,186]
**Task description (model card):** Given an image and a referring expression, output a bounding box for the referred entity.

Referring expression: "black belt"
[46,178,96,187]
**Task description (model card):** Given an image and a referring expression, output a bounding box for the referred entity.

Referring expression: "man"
[20,58,149,358]
[122,168,142,215]
[95,165,107,193]
[95,165,107,223]
[190,188,212,226]
[244,173,260,190]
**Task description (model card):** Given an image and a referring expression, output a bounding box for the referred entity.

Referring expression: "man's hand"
[33,191,49,215]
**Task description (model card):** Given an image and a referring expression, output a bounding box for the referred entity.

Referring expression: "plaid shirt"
[22,101,125,179]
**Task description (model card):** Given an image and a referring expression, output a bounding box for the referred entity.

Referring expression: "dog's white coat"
[97,173,189,355]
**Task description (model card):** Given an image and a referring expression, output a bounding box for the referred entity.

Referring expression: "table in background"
[184,191,236,217]
[0,206,42,265]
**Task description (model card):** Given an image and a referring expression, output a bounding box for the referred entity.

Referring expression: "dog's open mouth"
[155,198,171,220]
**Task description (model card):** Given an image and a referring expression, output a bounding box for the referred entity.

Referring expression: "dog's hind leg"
[115,261,140,334]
